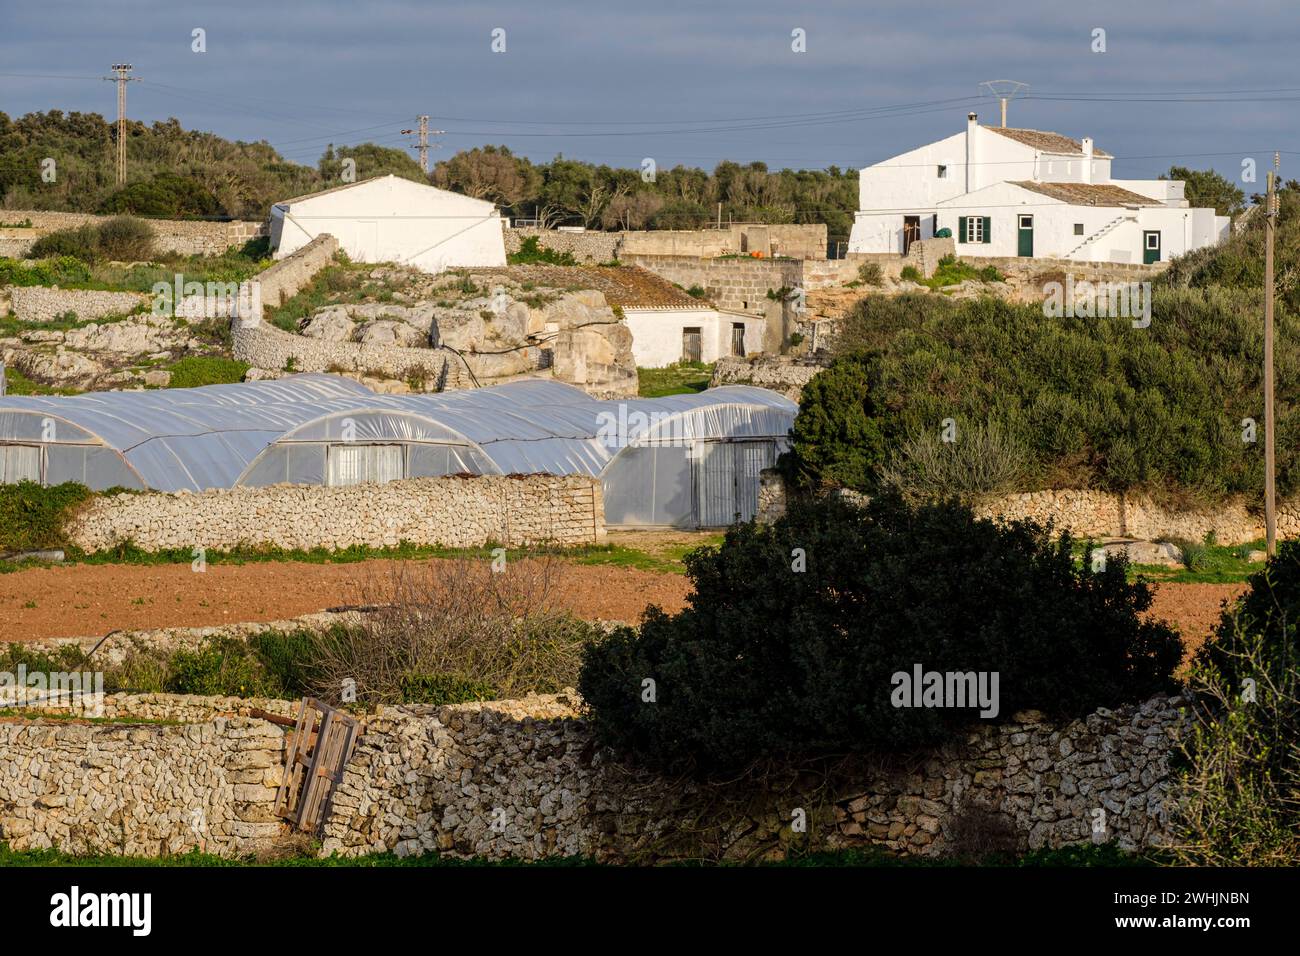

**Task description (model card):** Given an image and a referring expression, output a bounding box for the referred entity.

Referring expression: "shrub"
[829,287,1286,506]
[879,422,1030,501]
[578,493,1184,773]
[1174,620,1300,865]
[856,262,883,285]
[0,481,95,553]
[163,356,249,389]
[508,235,576,266]
[300,557,602,706]
[94,216,156,261]
[166,636,270,697]
[0,256,92,287]
[900,265,922,282]
[98,172,221,218]
[29,225,100,262]
[782,354,889,491]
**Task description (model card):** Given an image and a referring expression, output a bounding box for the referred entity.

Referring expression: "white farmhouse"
[269,174,506,273]
[847,114,1230,264]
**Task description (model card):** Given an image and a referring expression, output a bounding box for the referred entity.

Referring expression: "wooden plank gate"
[274,697,361,833]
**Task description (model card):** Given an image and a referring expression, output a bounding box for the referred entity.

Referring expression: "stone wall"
[711,356,823,401]
[976,489,1300,546]
[756,476,1300,547]
[256,233,339,309]
[0,701,289,856]
[8,286,148,322]
[0,687,1183,861]
[232,316,469,386]
[623,253,805,315]
[504,225,828,263]
[66,475,606,553]
[504,228,622,263]
[0,210,265,259]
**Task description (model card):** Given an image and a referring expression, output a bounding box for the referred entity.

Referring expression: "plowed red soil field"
[0,557,1246,659]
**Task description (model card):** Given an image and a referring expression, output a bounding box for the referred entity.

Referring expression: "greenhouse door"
[695,441,776,527]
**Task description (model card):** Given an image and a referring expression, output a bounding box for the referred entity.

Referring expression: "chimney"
[966,113,978,193]
[1081,137,1094,184]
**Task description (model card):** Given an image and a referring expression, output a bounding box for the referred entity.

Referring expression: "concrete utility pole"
[104,64,137,186]
[1264,152,1281,555]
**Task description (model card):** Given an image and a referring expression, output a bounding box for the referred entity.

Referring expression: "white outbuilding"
[268,174,507,273]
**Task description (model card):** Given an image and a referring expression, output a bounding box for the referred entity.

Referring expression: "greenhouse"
[0,375,798,527]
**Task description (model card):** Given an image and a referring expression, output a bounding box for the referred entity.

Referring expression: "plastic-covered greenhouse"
[0,375,797,527]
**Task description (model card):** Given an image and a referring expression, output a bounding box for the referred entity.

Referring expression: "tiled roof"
[473,264,706,309]
[1009,181,1160,206]
[987,127,1112,158]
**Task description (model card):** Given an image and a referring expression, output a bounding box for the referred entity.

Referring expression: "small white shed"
[268,175,506,273]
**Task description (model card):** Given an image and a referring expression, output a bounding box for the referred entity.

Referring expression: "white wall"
[622,308,764,367]
[272,175,505,273]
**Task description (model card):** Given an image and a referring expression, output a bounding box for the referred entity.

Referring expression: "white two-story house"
[847,113,1230,264]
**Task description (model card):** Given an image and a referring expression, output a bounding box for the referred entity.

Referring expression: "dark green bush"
[825,285,1290,505]
[29,225,100,261]
[782,353,889,490]
[98,172,221,218]
[398,673,497,705]
[1197,540,1300,686]
[0,481,95,552]
[508,235,576,265]
[94,216,156,261]
[578,493,1183,774]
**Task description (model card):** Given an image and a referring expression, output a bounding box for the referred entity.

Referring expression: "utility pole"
[104,64,137,186]
[1264,152,1281,555]
[401,116,443,175]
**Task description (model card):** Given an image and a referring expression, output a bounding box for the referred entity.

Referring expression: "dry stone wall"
[66,475,606,553]
[756,475,1299,547]
[0,210,265,259]
[0,687,1183,861]
[9,286,148,322]
[257,234,339,308]
[504,228,622,263]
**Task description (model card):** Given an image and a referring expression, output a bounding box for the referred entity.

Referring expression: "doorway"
[1017,214,1034,257]
[682,327,702,363]
[1143,230,1161,264]
[695,440,778,527]
[903,216,921,255]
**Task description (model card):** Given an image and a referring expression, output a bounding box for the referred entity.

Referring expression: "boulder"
[299,307,356,342]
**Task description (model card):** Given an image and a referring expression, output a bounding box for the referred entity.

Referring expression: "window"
[326,444,404,486]
[937,165,948,179]
[1018,215,1034,229]
[959,216,990,244]
[682,327,702,363]
[1074,223,1085,236]
[1145,232,1161,250]
[0,444,41,484]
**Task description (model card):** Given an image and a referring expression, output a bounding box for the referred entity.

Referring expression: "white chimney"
[966,113,978,193]
[1081,137,1094,184]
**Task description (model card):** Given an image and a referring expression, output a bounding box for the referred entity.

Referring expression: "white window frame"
[1018,214,1034,230]
[967,217,985,243]
[1145,231,1161,250]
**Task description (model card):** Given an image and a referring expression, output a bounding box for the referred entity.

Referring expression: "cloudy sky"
[4,0,1298,183]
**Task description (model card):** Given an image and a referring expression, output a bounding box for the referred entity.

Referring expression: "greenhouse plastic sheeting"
[0,374,798,496]
[0,374,376,491]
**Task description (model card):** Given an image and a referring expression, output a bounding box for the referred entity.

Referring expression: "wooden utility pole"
[1265,153,1280,555]
[104,64,136,186]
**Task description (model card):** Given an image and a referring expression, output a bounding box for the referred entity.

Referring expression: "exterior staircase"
[1064,214,1131,260]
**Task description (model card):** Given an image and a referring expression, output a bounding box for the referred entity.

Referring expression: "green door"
[1143,230,1161,264]
[1017,214,1034,257]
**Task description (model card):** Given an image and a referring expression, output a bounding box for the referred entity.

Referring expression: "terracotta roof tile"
[1009,181,1159,206]
[472,265,706,308]
[987,127,1112,158]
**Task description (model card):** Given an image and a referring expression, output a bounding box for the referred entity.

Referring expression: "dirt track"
[0,557,1245,653]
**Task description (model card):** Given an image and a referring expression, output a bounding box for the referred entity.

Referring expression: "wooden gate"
[274,697,361,833]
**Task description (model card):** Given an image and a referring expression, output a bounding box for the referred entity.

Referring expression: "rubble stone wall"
[66,475,606,552]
